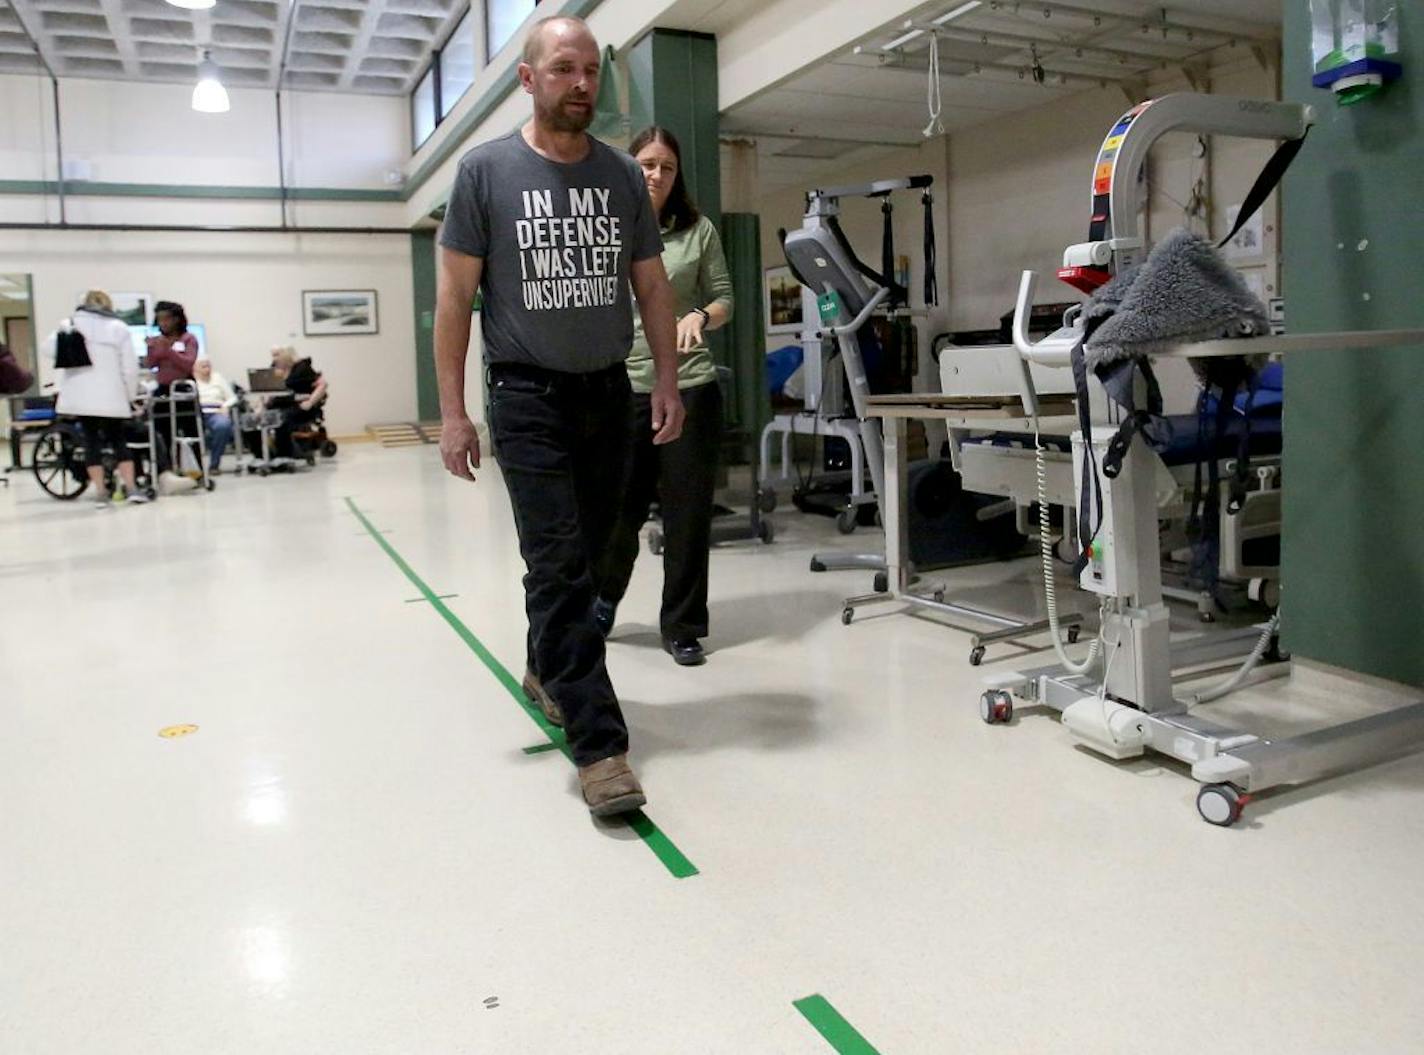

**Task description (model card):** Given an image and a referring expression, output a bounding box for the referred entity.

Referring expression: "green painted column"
[410,229,439,421]
[721,212,767,446]
[1280,9,1424,686]
[627,29,721,225]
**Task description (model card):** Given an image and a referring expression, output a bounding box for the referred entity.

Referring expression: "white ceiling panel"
[0,0,466,94]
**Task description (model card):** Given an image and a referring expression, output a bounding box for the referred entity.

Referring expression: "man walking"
[435,15,684,816]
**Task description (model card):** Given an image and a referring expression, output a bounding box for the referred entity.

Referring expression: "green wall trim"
[400,0,606,205]
[1280,4,1424,687]
[0,179,401,202]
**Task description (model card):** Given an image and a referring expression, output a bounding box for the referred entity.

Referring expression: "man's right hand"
[440,416,481,482]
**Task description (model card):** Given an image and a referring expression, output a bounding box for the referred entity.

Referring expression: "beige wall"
[0,75,416,435]
[0,232,415,436]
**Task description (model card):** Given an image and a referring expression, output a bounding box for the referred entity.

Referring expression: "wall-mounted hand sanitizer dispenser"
[1311,0,1402,104]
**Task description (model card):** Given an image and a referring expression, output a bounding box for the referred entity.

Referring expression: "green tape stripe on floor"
[794,995,881,1055]
[345,497,698,879]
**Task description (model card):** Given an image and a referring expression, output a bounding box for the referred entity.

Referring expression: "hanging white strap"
[923,32,944,138]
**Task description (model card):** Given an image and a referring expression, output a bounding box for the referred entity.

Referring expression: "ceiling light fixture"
[192,51,230,113]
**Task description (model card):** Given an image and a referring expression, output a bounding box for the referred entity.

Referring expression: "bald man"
[435,16,684,817]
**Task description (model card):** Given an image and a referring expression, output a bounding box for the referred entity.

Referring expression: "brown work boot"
[578,754,646,817]
[521,670,563,728]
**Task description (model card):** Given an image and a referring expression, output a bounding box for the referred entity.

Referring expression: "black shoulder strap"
[922,190,938,307]
[1218,126,1311,250]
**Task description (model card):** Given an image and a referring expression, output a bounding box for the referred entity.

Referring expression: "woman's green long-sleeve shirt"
[626,214,734,393]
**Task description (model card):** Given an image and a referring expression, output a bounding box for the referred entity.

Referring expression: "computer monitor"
[130,323,206,361]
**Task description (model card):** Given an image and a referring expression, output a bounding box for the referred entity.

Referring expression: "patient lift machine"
[759,176,934,572]
[982,93,1424,826]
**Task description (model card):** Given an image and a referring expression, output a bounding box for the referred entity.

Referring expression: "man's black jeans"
[488,362,632,767]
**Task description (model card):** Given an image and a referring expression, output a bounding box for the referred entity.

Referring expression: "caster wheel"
[204,479,216,491]
[145,487,157,500]
[1197,783,1250,827]
[809,558,827,573]
[969,645,986,667]
[758,519,775,544]
[836,509,858,535]
[1199,611,1217,624]
[257,467,270,477]
[841,607,854,626]
[1249,578,1280,610]
[873,571,888,594]
[648,531,664,556]
[757,490,777,513]
[933,588,946,603]
[305,455,317,467]
[979,689,1013,724]
[322,440,338,458]
[1067,625,1081,644]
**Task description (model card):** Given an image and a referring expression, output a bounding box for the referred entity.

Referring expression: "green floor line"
[794,995,881,1055]
[522,741,564,755]
[345,497,699,880]
[405,594,459,603]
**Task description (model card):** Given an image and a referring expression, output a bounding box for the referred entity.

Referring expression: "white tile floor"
[3,445,1422,1054]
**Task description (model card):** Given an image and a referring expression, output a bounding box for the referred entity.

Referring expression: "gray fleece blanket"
[1083,227,1270,372]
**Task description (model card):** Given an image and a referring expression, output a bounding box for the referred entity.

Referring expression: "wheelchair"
[31,418,157,501]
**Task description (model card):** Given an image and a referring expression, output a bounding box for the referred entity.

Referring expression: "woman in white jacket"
[43,290,148,507]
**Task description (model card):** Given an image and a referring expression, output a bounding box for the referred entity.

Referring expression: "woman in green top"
[594,126,734,667]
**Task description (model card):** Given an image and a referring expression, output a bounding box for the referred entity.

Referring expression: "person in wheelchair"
[270,346,335,460]
[42,289,150,507]
[192,357,237,474]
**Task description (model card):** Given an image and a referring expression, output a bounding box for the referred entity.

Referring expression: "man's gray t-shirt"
[439,131,663,374]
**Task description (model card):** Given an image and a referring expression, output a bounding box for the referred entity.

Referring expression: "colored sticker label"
[158,724,199,738]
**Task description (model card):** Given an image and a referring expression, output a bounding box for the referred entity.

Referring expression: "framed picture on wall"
[763,266,804,335]
[302,289,379,337]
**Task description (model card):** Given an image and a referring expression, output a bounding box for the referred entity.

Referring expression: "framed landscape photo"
[303,289,379,336]
[763,266,804,335]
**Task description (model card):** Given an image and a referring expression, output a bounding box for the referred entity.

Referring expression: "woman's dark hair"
[153,300,188,332]
[629,126,700,234]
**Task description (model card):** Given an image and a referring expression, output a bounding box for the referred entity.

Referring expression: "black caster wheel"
[305,455,317,467]
[969,645,986,666]
[648,531,664,556]
[757,490,777,513]
[841,607,854,626]
[257,467,270,477]
[933,588,946,603]
[979,689,1013,724]
[809,558,827,573]
[836,509,858,535]
[204,479,216,492]
[873,571,888,594]
[1197,783,1250,827]
[322,440,338,458]
[1067,625,1081,644]
[145,487,157,500]
[758,519,775,544]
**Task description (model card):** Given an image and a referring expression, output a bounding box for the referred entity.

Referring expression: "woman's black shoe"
[663,637,706,667]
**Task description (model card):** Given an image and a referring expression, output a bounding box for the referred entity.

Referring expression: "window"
[440,9,476,117]
[412,66,436,149]
[486,0,539,62]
